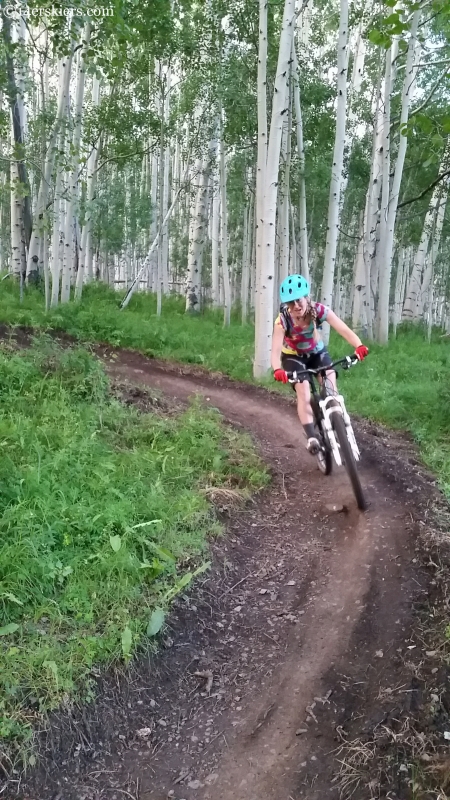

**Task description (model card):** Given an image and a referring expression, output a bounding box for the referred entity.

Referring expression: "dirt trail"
[94,350,423,800]
[15,345,434,800]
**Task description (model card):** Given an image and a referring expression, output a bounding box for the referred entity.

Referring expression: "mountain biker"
[271,274,368,455]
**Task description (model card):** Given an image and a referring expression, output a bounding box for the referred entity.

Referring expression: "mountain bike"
[285,355,368,511]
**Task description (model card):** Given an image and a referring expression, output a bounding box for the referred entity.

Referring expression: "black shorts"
[281,349,334,389]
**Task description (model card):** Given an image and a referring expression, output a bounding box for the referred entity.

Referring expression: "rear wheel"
[331,412,367,511]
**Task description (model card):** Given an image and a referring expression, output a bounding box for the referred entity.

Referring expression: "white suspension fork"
[319,394,361,464]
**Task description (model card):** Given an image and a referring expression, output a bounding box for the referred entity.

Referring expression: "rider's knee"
[295,380,310,401]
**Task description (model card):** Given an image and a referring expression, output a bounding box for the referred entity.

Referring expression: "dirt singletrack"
[14,342,438,800]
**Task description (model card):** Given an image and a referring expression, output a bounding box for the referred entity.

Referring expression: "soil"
[2,333,448,800]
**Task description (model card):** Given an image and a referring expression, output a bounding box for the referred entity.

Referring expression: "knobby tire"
[331,412,367,511]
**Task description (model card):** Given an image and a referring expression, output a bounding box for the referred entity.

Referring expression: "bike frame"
[286,355,361,467]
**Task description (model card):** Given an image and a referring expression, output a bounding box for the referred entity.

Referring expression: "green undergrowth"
[1,278,450,496]
[0,279,255,379]
[0,332,268,764]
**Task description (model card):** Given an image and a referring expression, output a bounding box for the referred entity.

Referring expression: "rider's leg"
[281,355,321,454]
[311,350,337,395]
[294,379,314,425]
[294,381,320,454]
[319,368,337,393]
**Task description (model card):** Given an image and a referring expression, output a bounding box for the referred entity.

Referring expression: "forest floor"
[4,338,450,800]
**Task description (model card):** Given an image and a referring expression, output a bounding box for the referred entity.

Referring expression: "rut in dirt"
[17,345,433,800]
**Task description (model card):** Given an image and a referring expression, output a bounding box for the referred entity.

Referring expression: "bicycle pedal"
[307,439,320,455]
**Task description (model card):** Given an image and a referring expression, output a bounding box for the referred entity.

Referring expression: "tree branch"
[397,168,450,208]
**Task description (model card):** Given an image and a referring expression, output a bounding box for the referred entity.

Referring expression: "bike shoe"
[306,437,321,455]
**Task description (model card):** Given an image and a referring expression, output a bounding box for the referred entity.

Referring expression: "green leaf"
[110,534,122,552]
[367,29,392,49]
[192,561,211,578]
[2,592,23,606]
[177,571,193,590]
[145,540,176,562]
[43,660,59,683]
[130,519,162,530]
[0,623,19,636]
[121,625,133,658]
[147,607,165,636]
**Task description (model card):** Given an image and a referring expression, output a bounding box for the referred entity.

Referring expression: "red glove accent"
[355,344,369,361]
[274,368,288,384]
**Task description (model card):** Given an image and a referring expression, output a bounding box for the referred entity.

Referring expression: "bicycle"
[285,354,368,511]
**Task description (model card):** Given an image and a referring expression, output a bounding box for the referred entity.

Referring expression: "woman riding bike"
[271,274,369,454]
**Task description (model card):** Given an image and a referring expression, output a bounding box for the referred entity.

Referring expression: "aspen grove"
[1,0,450,376]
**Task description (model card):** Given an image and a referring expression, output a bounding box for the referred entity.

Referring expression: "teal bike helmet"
[279,274,310,302]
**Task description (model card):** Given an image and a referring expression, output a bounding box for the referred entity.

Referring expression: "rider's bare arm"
[271,322,285,371]
[326,310,362,349]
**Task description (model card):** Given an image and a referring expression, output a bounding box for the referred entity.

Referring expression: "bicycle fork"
[319,395,361,465]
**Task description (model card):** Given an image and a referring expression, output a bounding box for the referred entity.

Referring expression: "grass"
[1,278,449,497]
[0,331,268,766]
[0,279,255,379]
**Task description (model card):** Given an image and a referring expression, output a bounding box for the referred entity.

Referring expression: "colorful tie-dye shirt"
[275,302,329,355]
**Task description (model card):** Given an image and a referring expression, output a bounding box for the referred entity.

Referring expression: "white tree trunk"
[254,0,295,377]
[377,9,421,343]
[10,157,25,277]
[250,195,257,311]
[27,48,74,280]
[375,40,398,311]
[392,245,406,335]
[148,152,159,292]
[211,188,220,307]
[403,156,449,320]
[362,64,384,338]
[220,115,231,326]
[50,46,75,307]
[60,27,90,303]
[292,41,308,279]
[320,0,349,345]
[350,18,366,95]
[161,66,171,294]
[421,183,448,322]
[241,171,254,323]
[8,16,28,279]
[352,211,367,330]
[254,0,268,337]
[289,200,297,275]
[278,96,291,287]
[75,75,100,299]
[185,158,208,311]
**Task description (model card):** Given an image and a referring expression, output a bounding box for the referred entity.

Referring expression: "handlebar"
[285,354,360,384]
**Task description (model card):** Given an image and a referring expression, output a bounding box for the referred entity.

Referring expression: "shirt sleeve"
[314,302,329,325]
[274,313,285,330]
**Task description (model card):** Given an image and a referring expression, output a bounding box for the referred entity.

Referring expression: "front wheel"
[315,425,332,475]
[311,398,332,475]
[332,412,367,511]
